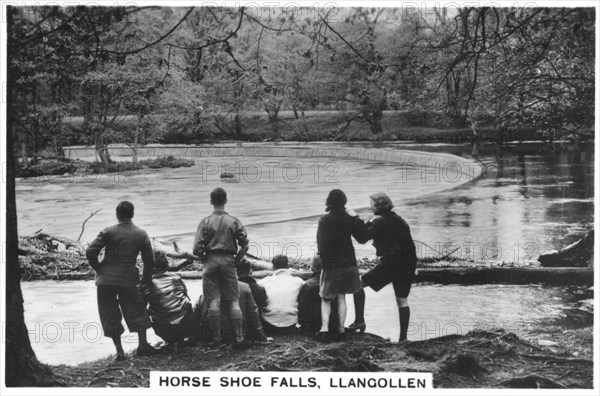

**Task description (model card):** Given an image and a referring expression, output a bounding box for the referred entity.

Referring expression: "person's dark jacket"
[368,211,417,272]
[141,271,194,342]
[317,208,370,269]
[238,275,267,313]
[297,272,339,333]
[86,220,154,287]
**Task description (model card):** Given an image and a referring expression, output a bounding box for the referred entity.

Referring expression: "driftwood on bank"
[538,230,593,267]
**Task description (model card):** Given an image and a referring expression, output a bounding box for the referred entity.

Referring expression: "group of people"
[86,187,417,361]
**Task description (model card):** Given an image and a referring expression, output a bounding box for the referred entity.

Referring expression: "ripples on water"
[16,143,593,263]
[22,280,573,366]
[16,142,594,365]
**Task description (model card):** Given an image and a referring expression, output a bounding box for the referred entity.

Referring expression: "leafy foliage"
[8,5,595,155]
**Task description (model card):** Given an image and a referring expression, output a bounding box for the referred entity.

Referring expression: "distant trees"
[423,7,595,139]
[8,5,595,155]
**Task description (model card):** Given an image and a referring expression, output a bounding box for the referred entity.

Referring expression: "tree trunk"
[234,112,243,140]
[20,142,28,169]
[95,135,112,165]
[6,9,56,385]
[132,115,142,163]
[370,107,383,134]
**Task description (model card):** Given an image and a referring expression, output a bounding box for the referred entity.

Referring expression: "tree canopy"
[7,5,596,159]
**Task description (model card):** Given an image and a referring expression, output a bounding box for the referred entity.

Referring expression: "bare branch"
[77,209,101,243]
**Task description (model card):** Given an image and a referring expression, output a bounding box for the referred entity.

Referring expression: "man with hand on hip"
[193,187,251,350]
[86,201,159,361]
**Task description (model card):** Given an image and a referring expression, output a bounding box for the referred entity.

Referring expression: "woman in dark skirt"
[360,192,417,343]
[316,189,370,342]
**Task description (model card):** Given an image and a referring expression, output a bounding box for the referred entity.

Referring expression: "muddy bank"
[50,328,593,389]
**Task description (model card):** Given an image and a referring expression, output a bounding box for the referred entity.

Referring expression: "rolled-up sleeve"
[235,220,249,247]
[86,229,107,271]
[140,231,155,271]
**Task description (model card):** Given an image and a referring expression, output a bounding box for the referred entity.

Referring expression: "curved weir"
[21,142,486,256]
[65,142,484,184]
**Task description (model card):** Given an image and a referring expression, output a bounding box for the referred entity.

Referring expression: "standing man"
[86,201,158,361]
[193,187,251,350]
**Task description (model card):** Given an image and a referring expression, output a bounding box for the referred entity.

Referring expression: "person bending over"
[193,280,271,345]
[360,192,417,343]
[141,251,195,352]
[297,255,339,334]
[237,258,268,316]
[258,255,305,336]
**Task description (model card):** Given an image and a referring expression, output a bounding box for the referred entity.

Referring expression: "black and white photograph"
[1,0,597,393]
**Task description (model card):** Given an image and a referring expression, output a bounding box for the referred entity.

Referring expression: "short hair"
[237,258,252,277]
[370,192,394,214]
[116,201,134,220]
[272,254,288,270]
[210,188,227,206]
[154,251,169,273]
[325,189,347,211]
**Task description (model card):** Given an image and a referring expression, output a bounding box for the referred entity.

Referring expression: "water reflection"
[22,280,574,366]
[15,142,593,263]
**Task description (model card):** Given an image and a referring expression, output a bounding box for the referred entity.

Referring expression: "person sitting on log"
[140,251,195,352]
[297,255,339,334]
[257,254,305,336]
[193,279,271,347]
[237,258,268,316]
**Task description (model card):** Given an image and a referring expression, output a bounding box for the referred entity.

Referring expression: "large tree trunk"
[6,10,56,385]
[370,107,383,134]
[95,134,112,165]
[234,112,243,140]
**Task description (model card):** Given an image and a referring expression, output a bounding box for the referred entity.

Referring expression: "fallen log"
[416,266,593,286]
[538,230,593,267]
[174,266,594,285]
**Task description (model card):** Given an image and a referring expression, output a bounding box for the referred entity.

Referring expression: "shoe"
[397,338,410,346]
[253,336,273,346]
[159,342,175,353]
[136,345,161,357]
[181,337,197,348]
[232,340,252,350]
[113,354,127,362]
[207,340,226,349]
[316,331,330,343]
[346,322,366,334]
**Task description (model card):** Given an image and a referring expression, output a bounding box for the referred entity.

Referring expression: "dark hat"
[325,189,347,211]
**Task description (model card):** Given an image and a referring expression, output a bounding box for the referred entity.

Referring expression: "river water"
[16,142,593,262]
[22,280,573,366]
[17,141,594,365]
